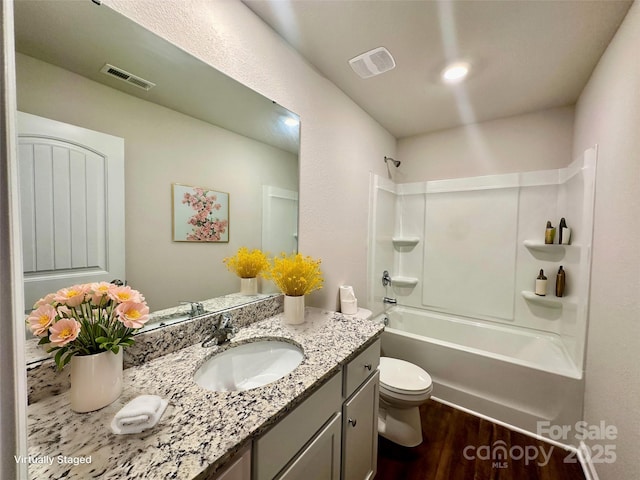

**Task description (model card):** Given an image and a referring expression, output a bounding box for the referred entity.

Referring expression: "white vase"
[284,295,305,325]
[240,277,258,295]
[69,349,123,413]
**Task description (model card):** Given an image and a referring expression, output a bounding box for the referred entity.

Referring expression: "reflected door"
[17,112,125,310]
[262,185,298,255]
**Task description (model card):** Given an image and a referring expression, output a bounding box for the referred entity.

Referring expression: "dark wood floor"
[375,400,586,480]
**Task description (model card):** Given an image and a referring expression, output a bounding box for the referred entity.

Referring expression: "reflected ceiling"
[14,0,299,153]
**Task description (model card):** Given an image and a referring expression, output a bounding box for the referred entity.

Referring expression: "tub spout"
[383,297,397,305]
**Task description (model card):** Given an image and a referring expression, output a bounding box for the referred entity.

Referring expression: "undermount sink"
[194,340,304,392]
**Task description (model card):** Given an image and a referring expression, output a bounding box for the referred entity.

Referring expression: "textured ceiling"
[244,0,632,139]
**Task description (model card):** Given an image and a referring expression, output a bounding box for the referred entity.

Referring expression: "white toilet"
[378,356,433,447]
[348,308,433,447]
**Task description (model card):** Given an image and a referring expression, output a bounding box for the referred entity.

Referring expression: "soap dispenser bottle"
[535,269,547,296]
[555,266,566,297]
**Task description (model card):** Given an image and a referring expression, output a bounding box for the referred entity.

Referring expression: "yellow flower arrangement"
[223,247,270,278]
[270,252,324,297]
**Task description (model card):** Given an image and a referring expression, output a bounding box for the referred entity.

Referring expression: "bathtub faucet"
[383,296,397,305]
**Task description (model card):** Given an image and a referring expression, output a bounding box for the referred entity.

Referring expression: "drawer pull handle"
[348,418,357,427]
[364,363,372,371]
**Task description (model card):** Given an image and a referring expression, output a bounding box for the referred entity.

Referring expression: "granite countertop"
[27,307,383,479]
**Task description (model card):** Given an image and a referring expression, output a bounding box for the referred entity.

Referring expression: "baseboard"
[577,441,600,480]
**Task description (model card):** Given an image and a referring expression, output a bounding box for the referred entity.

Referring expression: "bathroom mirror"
[14,0,299,363]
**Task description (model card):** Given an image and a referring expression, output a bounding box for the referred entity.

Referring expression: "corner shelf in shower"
[520,290,574,309]
[390,276,419,287]
[392,236,420,248]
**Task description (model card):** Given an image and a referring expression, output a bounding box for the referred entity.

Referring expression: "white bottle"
[535,269,547,296]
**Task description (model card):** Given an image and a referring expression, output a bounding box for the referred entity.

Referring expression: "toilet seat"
[379,357,432,395]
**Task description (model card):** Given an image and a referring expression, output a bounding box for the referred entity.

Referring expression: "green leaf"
[54,349,65,370]
[111,345,120,354]
[95,337,109,344]
[38,337,51,345]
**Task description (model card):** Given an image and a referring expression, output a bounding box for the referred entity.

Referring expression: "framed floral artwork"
[172,184,229,242]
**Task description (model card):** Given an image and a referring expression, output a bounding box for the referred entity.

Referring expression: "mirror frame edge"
[1,0,28,476]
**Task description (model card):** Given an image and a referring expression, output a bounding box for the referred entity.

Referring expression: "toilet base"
[377,403,423,447]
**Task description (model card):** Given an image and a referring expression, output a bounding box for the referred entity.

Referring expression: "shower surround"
[368,148,596,439]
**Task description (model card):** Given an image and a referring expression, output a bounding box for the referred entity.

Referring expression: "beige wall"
[104,0,396,311]
[397,106,575,182]
[16,53,298,311]
[572,2,640,479]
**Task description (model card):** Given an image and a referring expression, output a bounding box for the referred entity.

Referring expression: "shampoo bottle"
[544,221,556,244]
[555,266,566,297]
[535,269,547,296]
[559,218,571,245]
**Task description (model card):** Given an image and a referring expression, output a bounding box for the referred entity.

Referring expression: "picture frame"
[172,183,229,242]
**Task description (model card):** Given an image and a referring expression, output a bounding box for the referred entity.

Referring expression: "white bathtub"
[377,306,584,441]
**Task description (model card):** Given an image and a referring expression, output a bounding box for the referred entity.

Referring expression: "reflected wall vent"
[100,63,156,91]
[348,47,396,79]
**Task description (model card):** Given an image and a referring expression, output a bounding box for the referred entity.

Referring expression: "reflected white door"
[17,112,125,310]
[262,185,298,255]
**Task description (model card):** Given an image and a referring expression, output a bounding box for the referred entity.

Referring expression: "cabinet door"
[342,371,379,480]
[216,446,251,480]
[276,413,341,480]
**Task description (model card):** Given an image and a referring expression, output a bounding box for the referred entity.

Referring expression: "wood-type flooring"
[375,400,586,480]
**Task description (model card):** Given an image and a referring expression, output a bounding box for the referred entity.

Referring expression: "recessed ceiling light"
[442,62,470,84]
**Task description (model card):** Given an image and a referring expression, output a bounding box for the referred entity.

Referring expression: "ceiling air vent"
[348,47,396,79]
[100,64,155,91]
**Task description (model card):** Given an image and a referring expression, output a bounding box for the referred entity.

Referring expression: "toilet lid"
[379,357,432,394]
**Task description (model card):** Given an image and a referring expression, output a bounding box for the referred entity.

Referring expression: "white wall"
[398,106,574,182]
[16,53,298,311]
[572,2,640,479]
[105,0,396,311]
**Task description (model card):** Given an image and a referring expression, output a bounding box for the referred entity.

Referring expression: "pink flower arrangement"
[27,282,150,369]
[182,187,228,241]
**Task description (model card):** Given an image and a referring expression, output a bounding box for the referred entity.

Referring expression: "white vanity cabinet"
[252,338,381,480]
[341,341,380,480]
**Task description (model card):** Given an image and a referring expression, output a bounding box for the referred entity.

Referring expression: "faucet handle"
[220,313,232,329]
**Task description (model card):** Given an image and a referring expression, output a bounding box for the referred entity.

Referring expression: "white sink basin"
[194,340,304,392]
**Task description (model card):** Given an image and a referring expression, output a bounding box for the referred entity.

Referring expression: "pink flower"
[53,284,89,307]
[27,304,58,337]
[108,286,144,304]
[115,301,150,329]
[34,293,56,309]
[90,281,113,305]
[49,318,81,346]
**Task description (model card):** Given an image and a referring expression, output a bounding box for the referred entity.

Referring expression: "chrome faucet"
[180,301,205,317]
[202,314,236,348]
[383,297,397,305]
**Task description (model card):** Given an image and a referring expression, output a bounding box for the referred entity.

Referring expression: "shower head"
[384,156,401,168]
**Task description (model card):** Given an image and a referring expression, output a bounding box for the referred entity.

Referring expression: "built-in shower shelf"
[391,276,419,287]
[521,290,566,309]
[392,236,420,248]
[523,240,579,253]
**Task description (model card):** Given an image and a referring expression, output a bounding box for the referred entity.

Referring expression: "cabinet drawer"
[253,372,342,480]
[343,339,380,399]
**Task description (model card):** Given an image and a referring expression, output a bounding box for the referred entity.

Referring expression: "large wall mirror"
[14,0,299,362]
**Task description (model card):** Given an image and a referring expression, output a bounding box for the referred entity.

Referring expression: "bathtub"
[376,306,584,441]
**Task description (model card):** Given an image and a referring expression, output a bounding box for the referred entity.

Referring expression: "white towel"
[110,394,168,434]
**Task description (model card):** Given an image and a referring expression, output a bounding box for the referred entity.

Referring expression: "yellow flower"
[223,247,270,278]
[270,253,323,296]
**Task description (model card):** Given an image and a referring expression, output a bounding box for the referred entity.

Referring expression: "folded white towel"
[110,394,168,435]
